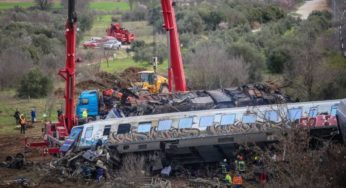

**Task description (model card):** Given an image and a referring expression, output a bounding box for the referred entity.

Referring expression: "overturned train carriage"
[67,99,346,167]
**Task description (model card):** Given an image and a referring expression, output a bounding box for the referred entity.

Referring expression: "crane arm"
[161,0,187,92]
[59,0,77,132]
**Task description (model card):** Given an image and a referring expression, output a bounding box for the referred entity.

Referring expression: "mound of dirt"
[54,67,147,97]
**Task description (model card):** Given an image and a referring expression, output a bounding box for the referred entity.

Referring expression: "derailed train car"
[62,99,346,167]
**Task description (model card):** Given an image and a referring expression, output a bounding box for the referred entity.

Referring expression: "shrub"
[17,69,52,98]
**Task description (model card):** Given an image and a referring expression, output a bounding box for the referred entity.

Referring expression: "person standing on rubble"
[225,172,232,188]
[82,109,88,123]
[220,159,230,174]
[235,155,246,173]
[233,172,243,188]
[19,114,26,134]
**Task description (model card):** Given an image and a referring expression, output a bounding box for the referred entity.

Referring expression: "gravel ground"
[296,0,329,19]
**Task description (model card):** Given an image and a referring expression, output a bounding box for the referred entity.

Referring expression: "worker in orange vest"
[233,172,243,188]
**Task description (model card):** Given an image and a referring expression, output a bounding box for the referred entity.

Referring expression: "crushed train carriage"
[62,99,346,168]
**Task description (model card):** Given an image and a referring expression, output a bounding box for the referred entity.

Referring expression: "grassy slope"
[100,56,169,75]
[0,90,54,135]
[89,2,129,11]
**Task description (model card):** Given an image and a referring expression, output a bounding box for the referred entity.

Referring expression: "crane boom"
[161,0,187,92]
[58,0,77,132]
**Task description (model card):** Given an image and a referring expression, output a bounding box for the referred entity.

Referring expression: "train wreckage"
[57,98,345,171]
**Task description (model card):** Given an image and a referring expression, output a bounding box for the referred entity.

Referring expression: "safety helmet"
[223,158,227,162]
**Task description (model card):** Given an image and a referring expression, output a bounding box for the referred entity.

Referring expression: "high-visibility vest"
[225,174,232,184]
[220,163,227,174]
[238,160,245,172]
[82,110,88,119]
[233,175,243,185]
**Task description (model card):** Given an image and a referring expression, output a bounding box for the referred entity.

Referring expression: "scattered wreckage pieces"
[188,178,221,188]
[0,153,33,170]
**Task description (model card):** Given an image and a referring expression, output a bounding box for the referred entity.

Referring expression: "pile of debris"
[114,82,291,117]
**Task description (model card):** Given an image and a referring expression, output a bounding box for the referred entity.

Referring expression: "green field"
[0,90,61,135]
[89,2,129,11]
[0,2,62,10]
[100,56,169,75]
[0,2,34,9]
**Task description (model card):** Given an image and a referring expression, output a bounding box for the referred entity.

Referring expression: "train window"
[309,107,318,117]
[103,125,111,136]
[158,120,172,131]
[117,124,131,134]
[288,108,302,121]
[242,114,257,124]
[199,116,214,127]
[331,104,338,116]
[179,117,193,129]
[85,127,93,139]
[265,110,279,122]
[138,122,152,133]
[220,114,236,125]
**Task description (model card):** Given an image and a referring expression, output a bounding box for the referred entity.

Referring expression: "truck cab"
[76,90,100,120]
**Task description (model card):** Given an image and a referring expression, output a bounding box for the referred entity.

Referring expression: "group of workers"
[221,152,268,188]
[13,108,36,134]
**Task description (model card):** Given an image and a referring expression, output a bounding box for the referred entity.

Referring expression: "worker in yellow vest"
[82,109,88,123]
[225,172,232,188]
[233,173,243,188]
[235,156,246,172]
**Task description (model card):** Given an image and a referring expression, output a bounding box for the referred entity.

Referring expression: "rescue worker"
[225,172,232,188]
[13,109,20,125]
[19,114,26,134]
[233,172,243,188]
[31,108,36,123]
[238,156,246,173]
[235,156,246,173]
[220,159,229,174]
[82,109,88,123]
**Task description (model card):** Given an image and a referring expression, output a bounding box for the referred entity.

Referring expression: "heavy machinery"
[106,23,135,44]
[26,0,78,153]
[133,57,169,94]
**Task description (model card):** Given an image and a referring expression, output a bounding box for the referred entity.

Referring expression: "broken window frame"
[220,114,236,126]
[331,104,338,116]
[117,123,131,134]
[288,107,303,121]
[179,117,193,129]
[199,116,214,127]
[309,106,318,118]
[242,114,257,124]
[265,110,279,122]
[158,119,172,131]
[137,122,152,133]
[103,125,111,136]
[85,127,93,139]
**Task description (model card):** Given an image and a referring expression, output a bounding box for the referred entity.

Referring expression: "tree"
[267,47,291,73]
[186,42,249,89]
[227,41,265,81]
[35,0,52,10]
[17,69,52,98]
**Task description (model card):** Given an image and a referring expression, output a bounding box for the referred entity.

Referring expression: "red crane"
[161,0,187,92]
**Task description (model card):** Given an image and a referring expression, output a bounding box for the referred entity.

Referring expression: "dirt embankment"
[296,0,329,19]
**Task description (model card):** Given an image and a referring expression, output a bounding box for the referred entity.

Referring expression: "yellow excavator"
[133,57,169,94]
